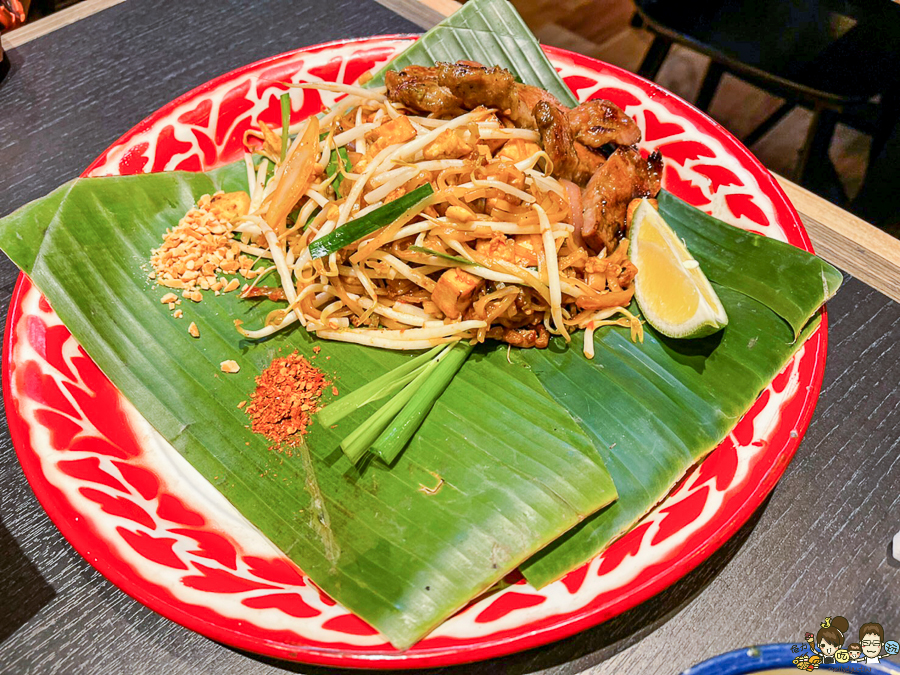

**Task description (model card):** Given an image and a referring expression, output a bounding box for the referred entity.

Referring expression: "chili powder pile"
[245,351,330,444]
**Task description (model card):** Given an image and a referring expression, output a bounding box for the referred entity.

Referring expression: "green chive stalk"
[318,344,446,427]
[340,351,447,464]
[408,246,482,267]
[279,93,291,163]
[325,146,350,198]
[371,341,474,465]
[308,184,434,260]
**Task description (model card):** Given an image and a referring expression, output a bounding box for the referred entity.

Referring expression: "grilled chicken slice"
[567,99,641,148]
[504,79,564,130]
[433,61,517,111]
[582,146,663,253]
[384,66,465,118]
[385,61,563,129]
[534,101,606,184]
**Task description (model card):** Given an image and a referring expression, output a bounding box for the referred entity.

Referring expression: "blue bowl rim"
[681,644,900,675]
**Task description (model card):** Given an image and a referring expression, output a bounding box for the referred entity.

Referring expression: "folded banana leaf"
[519,292,822,587]
[0,163,617,649]
[519,195,840,587]
[656,191,842,337]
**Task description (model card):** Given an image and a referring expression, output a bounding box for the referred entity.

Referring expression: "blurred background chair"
[631,0,900,212]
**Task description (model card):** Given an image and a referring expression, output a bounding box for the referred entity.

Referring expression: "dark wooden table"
[1,1,898,673]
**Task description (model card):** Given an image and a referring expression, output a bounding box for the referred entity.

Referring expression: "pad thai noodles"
[231,61,663,353]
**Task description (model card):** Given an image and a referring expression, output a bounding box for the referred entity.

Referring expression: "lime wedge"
[630,199,728,339]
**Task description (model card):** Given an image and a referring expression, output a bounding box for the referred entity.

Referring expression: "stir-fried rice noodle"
[235,82,642,351]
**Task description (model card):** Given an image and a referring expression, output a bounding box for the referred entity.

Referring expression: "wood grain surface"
[0,1,898,674]
[2,0,127,49]
[777,176,900,304]
[375,0,461,28]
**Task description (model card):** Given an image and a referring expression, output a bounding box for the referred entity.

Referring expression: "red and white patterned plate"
[3,36,827,668]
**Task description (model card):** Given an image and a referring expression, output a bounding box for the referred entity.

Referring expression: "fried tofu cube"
[498,139,542,163]
[479,113,506,154]
[347,150,366,173]
[209,191,251,223]
[423,128,474,160]
[366,116,417,157]
[431,269,482,319]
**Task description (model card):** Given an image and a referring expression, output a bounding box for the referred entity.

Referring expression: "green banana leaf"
[0,163,617,649]
[519,292,822,587]
[657,191,842,337]
[368,0,579,107]
[518,194,839,587]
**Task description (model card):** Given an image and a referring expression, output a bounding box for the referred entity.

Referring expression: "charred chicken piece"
[533,101,606,184]
[567,99,641,148]
[385,61,563,129]
[534,101,577,178]
[433,61,518,112]
[582,146,662,253]
[507,81,565,130]
[434,61,564,129]
[384,66,465,118]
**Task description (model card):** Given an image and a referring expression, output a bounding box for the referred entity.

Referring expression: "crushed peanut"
[173,309,183,319]
[150,192,259,301]
[188,322,200,338]
[220,360,240,374]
